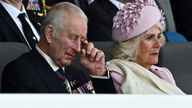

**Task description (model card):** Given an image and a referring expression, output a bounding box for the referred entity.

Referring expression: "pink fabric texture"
[150,65,176,85]
[110,65,175,93]
[110,72,123,93]
[112,0,163,42]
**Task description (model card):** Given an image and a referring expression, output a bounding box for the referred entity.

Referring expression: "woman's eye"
[146,35,153,40]
[157,33,162,39]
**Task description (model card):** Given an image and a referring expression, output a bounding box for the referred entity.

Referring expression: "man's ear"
[45,25,54,43]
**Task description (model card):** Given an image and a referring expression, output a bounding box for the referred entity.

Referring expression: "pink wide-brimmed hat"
[112,0,163,42]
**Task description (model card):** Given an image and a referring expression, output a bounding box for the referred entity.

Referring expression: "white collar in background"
[0,1,28,19]
[109,0,125,10]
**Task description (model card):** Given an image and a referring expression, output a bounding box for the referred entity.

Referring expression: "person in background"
[22,0,44,24]
[44,0,88,10]
[1,2,115,93]
[106,0,185,94]
[170,0,192,41]
[23,0,88,24]
[84,0,134,41]
[0,0,40,50]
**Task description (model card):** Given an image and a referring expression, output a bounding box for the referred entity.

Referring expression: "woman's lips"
[150,52,159,56]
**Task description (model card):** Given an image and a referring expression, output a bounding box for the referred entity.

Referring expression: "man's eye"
[69,36,78,40]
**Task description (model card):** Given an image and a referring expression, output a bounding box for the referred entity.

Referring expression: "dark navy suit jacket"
[84,0,119,41]
[0,4,41,47]
[1,49,115,93]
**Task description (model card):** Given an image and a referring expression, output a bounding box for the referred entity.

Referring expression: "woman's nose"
[154,38,161,48]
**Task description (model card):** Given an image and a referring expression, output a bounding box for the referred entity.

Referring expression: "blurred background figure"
[170,0,192,41]
[0,0,40,50]
[23,0,88,24]
[84,0,134,41]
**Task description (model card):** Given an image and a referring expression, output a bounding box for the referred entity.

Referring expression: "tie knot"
[56,68,65,76]
[18,13,26,20]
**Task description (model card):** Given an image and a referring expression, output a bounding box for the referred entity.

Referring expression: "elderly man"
[1,2,115,93]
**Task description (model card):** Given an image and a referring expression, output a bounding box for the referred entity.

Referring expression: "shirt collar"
[0,1,28,19]
[36,45,64,72]
[109,0,125,10]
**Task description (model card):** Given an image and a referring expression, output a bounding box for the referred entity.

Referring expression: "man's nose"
[74,40,81,53]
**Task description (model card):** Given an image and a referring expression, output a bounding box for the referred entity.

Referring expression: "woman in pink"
[106,0,185,94]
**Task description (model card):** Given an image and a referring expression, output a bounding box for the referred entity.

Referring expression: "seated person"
[1,2,115,93]
[106,0,185,94]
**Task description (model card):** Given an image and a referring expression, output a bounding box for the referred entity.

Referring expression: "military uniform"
[45,0,88,10]
[23,0,44,26]
[23,0,88,26]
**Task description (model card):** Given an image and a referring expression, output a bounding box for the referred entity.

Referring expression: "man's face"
[48,17,87,67]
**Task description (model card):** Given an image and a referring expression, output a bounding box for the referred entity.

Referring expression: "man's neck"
[3,0,23,10]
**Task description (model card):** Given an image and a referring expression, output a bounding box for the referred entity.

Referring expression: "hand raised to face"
[80,40,106,76]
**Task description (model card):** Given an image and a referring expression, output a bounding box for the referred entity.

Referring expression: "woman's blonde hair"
[110,22,165,60]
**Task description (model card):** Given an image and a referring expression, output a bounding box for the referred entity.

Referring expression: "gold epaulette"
[46,5,52,10]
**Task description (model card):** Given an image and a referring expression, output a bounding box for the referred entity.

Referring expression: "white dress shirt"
[36,45,62,72]
[0,1,40,48]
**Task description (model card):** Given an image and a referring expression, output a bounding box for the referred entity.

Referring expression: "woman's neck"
[134,60,151,70]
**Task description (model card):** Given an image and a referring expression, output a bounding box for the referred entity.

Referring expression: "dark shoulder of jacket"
[65,66,91,81]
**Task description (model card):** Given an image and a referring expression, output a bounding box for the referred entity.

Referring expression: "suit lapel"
[79,0,88,10]
[65,66,92,91]
[0,4,27,44]
[27,10,42,34]
[28,49,93,93]
[29,49,66,93]
[64,66,94,93]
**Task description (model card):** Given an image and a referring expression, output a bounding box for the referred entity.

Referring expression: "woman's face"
[135,25,162,69]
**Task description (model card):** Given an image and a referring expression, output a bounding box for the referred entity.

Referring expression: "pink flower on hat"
[112,0,164,42]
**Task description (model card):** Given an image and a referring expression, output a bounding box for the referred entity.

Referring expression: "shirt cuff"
[90,68,110,79]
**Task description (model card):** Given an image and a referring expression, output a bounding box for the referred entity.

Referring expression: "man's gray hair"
[40,2,88,38]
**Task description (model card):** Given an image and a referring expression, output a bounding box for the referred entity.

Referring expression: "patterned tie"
[18,13,38,49]
[55,68,72,93]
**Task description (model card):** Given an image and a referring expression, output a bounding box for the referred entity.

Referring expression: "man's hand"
[80,40,106,76]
